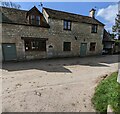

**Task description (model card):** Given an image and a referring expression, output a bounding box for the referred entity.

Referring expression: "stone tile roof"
[103,29,115,42]
[0,6,49,28]
[1,6,27,24]
[43,7,105,26]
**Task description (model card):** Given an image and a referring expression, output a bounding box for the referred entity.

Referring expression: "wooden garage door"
[2,43,17,61]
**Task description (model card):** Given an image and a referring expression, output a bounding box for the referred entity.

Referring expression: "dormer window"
[31,15,35,25]
[29,15,40,26]
[36,16,40,25]
[27,6,42,26]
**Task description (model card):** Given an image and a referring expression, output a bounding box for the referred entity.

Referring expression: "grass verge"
[92,72,120,113]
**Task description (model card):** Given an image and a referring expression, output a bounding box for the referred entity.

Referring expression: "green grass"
[92,72,120,113]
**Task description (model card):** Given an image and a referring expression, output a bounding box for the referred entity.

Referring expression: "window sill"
[29,24,41,27]
[63,29,71,31]
[90,50,95,52]
[63,51,71,52]
[91,32,97,34]
[25,50,46,52]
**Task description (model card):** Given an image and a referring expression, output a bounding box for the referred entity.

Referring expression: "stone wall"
[1,17,104,60]
[47,18,104,56]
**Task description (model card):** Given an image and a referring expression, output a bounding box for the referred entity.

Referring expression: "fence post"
[117,70,120,83]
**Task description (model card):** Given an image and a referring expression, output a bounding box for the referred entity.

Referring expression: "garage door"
[2,43,17,61]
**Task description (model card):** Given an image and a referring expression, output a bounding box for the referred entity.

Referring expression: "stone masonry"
[1,6,104,60]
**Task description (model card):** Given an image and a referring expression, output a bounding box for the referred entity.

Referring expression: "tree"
[112,2,120,54]
[112,1,120,40]
[112,14,120,39]
[1,1,21,9]
[110,33,116,39]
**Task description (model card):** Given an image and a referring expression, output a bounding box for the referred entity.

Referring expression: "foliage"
[1,1,21,9]
[110,33,116,39]
[114,39,120,46]
[92,72,120,113]
[112,14,120,34]
[112,2,120,39]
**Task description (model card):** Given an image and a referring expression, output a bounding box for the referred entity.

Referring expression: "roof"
[103,29,115,42]
[43,7,104,26]
[0,6,28,24]
[0,6,49,28]
[27,6,42,16]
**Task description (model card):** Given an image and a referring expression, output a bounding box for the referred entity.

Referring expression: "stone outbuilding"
[102,29,115,54]
[1,6,105,61]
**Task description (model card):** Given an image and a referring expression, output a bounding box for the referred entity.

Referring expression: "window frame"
[63,20,72,30]
[29,15,41,26]
[24,40,46,52]
[63,42,71,51]
[90,42,96,51]
[36,16,40,25]
[91,24,98,33]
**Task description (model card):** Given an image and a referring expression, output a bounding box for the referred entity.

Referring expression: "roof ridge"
[43,7,104,26]
[43,7,92,19]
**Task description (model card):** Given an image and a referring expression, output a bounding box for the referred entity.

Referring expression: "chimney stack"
[89,8,96,18]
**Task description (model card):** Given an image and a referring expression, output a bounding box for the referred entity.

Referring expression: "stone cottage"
[0,6,104,61]
[103,29,115,54]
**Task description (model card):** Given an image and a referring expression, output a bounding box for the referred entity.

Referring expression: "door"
[80,43,87,56]
[2,43,17,61]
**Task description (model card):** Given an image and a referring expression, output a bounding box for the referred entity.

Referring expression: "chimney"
[89,8,96,18]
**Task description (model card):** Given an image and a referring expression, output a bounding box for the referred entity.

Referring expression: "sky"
[14,2,119,32]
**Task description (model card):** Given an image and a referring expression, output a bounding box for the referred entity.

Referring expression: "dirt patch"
[2,55,118,112]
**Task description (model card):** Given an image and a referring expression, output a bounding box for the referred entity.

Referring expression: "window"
[91,24,98,33]
[31,15,35,25]
[64,20,71,30]
[90,42,96,51]
[36,16,40,25]
[63,42,71,51]
[25,40,46,51]
[29,15,40,25]
[25,40,31,51]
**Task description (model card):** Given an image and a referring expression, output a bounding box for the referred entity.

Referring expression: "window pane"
[29,15,41,25]
[36,16,40,25]
[64,21,67,29]
[95,25,97,32]
[31,15,35,20]
[91,24,97,33]
[24,40,46,51]
[64,20,71,30]
[39,41,46,51]
[31,20,35,25]
[25,40,31,51]
[68,22,71,26]
[90,42,96,51]
[31,41,36,50]
[36,16,40,20]
[36,20,40,25]
[63,42,71,51]
[68,24,71,30]
[35,41,39,49]
[92,25,95,32]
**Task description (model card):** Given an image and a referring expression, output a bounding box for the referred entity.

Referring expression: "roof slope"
[0,6,49,28]
[0,6,28,24]
[103,29,115,42]
[43,7,104,26]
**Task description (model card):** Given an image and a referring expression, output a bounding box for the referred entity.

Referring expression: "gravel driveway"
[2,55,119,112]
